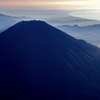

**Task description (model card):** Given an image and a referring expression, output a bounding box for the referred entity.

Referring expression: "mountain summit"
[0,20,100,100]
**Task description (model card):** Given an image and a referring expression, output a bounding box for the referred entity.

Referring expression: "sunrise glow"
[0,2,58,6]
[0,0,99,6]
[0,0,100,9]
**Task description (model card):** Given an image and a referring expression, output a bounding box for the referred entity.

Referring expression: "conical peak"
[0,20,52,37]
[6,20,52,33]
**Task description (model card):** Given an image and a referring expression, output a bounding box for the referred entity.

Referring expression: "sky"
[0,0,100,10]
[0,0,100,21]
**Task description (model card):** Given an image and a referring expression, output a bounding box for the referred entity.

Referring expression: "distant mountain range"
[57,24,100,47]
[0,13,33,33]
[1,20,100,100]
[47,15,100,26]
[1,13,100,33]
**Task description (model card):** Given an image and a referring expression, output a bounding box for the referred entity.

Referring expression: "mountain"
[0,20,100,100]
[57,24,100,47]
[57,24,100,33]
[0,13,16,32]
[0,13,33,32]
[47,15,100,26]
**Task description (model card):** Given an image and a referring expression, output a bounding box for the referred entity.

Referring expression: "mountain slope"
[0,20,100,100]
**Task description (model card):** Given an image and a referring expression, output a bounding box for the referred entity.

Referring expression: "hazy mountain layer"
[1,13,100,33]
[0,13,32,32]
[57,24,100,47]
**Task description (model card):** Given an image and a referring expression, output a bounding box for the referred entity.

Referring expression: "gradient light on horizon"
[0,0,100,10]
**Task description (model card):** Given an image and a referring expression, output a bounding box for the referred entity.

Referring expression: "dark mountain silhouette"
[57,24,100,47]
[0,20,100,100]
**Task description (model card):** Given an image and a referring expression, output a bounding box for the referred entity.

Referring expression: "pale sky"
[0,0,100,22]
[0,0,100,10]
